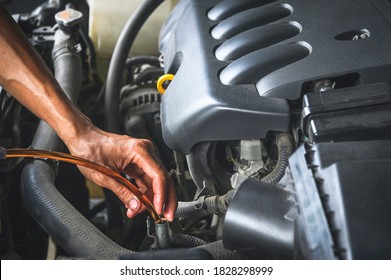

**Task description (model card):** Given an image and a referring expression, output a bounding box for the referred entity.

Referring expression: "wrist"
[57,110,96,149]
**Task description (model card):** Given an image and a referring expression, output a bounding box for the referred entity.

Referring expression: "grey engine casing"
[159,0,391,154]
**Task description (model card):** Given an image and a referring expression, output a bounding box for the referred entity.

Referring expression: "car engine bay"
[1,0,391,260]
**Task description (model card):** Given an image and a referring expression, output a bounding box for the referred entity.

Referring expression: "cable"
[2,147,162,223]
[261,133,294,184]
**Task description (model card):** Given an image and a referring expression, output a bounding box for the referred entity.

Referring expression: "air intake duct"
[223,178,296,259]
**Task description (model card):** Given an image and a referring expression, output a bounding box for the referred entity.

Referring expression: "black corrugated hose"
[170,234,208,248]
[175,189,236,219]
[261,133,294,185]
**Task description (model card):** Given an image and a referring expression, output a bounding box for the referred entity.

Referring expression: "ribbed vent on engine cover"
[212,3,311,86]
[211,0,391,97]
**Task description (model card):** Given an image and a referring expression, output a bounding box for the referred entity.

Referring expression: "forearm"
[0,4,91,144]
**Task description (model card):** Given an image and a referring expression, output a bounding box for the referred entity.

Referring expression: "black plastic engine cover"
[159,0,291,154]
[159,0,391,154]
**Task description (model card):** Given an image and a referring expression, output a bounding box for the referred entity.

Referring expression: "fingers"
[129,144,168,215]
[125,157,177,221]
[83,167,144,215]
[135,172,177,222]
[163,176,177,222]
[71,135,178,222]
[126,198,146,219]
[135,173,165,216]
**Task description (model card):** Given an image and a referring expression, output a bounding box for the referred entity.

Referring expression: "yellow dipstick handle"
[157,74,175,94]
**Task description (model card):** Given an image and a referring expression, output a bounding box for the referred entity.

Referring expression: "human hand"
[63,124,177,221]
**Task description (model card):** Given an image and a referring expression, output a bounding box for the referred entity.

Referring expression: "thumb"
[126,198,142,218]
[81,167,145,216]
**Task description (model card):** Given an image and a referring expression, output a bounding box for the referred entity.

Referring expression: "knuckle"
[90,171,105,185]
[160,176,168,187]
[135,139,152,149]
[118,187,128,199]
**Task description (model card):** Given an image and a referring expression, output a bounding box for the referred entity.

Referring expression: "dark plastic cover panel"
[159,0,391,153]
[159,0,290,154]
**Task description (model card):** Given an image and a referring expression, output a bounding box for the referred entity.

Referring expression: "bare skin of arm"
[0,4,177,221]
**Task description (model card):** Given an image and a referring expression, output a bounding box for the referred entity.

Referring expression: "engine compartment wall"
[88,0,178,58]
